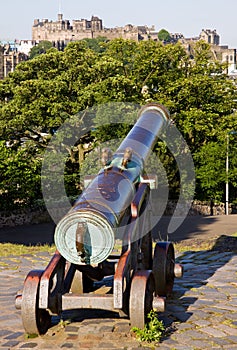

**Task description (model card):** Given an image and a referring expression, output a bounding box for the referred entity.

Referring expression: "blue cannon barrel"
[55,103,170,265]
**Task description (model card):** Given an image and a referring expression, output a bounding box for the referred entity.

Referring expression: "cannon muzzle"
[54,103,169,265]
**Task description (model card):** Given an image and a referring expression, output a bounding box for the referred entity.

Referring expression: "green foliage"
[131,310,165,343]
[0,38,237,209]
[0,141,42,210]
[194,142,226,201]
[194,135,237,201]
[82,37,108,53]
[157,29,171,42]
[29,41,54,59]
[93,102,139,140]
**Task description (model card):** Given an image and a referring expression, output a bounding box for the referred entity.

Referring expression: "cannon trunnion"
[16,103,183,335]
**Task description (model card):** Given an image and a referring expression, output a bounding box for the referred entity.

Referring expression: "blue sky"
[1,0,237,48]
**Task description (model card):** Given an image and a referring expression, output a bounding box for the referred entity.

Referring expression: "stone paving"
[0,244,237,349]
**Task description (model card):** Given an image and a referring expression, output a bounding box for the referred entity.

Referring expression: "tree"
[0,141,42,210]
[82,37,108,53]
[158,29,171,43]
[164,42,237,152]
[0,38,237,208]
[29,41,54,59]
[0,50,69,148]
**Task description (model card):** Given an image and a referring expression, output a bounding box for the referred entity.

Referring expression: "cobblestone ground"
[0,245,237,349]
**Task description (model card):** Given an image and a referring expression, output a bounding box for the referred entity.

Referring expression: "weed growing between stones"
[131,310,165,343]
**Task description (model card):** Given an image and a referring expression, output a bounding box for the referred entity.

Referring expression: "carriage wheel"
[152,242,175,297]
[21,270,51,335]
[141,231,153,269]
[129,270,155,329]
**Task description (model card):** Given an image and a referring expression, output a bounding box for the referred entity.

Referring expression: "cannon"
[15,103,183,335]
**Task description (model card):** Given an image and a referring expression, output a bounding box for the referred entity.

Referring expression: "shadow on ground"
[1,214,237,245]
[0,222,55,245]
[158,234,237,342]
[34,234,237,344]
[152,214,237,242]
[1,216,237,344]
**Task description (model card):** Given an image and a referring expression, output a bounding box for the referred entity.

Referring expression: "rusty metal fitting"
[15,293,22,310]
[152,296,166,312]
[174,263,184,278]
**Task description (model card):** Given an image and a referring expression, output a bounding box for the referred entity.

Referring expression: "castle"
[0,14,236,79]
[32,16,237,76]
[32,13,156,49]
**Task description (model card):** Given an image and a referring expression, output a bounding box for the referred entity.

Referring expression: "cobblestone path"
[0,244,237,349]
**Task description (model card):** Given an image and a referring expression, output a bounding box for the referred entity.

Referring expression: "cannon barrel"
[55,103,170,265]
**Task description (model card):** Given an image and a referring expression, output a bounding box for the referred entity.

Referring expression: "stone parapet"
[0,200,236,228]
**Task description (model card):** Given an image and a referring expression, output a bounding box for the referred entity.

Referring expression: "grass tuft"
[0,243,55,257]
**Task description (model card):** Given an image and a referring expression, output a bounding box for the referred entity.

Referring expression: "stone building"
[209,44,236,74]
[200,29,220,46]
[32,15,237,75]
[32,13,155,48]
[178,29,237,76]
[0,42,28,79]
[4,50,27,78]
[0,46,4,80]
[16,40,37,55]
[198,29,237,74]
[222,48,237,75]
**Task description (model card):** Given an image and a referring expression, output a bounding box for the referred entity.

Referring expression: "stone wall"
[166,200,231,216]
[0,207,52,228]
[0,200,236,229]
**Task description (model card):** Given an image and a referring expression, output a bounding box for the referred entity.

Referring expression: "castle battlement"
[32,14,154,43]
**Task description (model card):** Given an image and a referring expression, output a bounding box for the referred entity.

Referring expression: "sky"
[0,0,237,48]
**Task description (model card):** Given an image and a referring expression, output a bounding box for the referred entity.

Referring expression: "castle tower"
[200,29,220,46]
[91,16,103,31]
[58,13,63,22]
